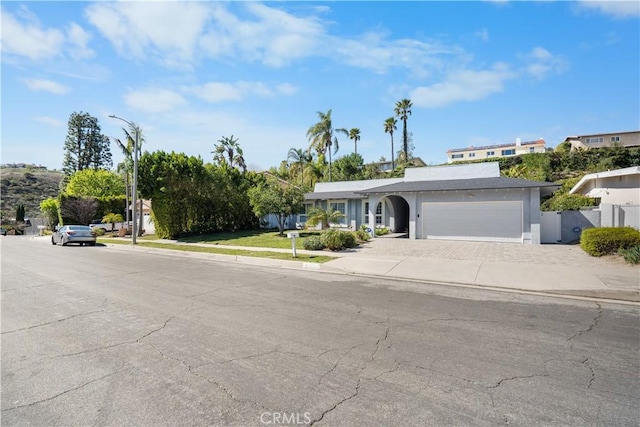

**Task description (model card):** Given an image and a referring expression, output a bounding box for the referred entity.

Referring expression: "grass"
[99,238,334,263]
[142,229,323,249]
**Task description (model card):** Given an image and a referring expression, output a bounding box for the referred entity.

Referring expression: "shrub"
[321,229,357,251]
[375,227,391,236]
[619,245,640,265]
[92,227,106,236]
[303,235,324,251]
[580,227,640,257]
[355,229,370,242]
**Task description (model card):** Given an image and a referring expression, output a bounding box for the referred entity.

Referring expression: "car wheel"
[52,237,56,245]
[62,238,67,246]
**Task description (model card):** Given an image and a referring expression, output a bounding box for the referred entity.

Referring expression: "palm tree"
[213,135,247,172]
[394,98,413,163]
[114,123,145,236]
[383,117,397,171]
[306,207,345,229]
[287,148,312,187]
[102,212,124,232]
[307,110,339,182]
[336,128,361,155]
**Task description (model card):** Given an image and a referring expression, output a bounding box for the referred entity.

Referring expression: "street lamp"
[109,115,139,245]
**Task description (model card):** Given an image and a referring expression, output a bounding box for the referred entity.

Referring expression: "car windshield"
[68,226,92,231]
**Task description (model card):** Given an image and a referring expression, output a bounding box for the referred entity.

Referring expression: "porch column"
[404,193,417,240]
[368,195,381,238]
[529,187,541,244]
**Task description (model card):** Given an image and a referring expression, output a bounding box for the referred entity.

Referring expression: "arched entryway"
[382,195,410,237]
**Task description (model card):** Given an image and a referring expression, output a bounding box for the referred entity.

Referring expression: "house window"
[586,137,603,144]
[529,147,535,153]
[610,136,620,142]
[363,201,383,225]
[375,202,383,225]
[501,149,516,155]
[468,153,476,158]
[451,154,464,159]
[329,200,346,224]
[486,151,495,157]
[298,202,313,224]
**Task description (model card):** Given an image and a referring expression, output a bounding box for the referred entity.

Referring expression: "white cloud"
[124,88,187,113]
[475,28,490,42]
[199,3,325,68]
[1,6,65,60]
[577,1,640,18]
[521,47,568,79]
[85,1,211,64]
[410,63,516,108]
[34,116,64,127]
[23,78,69,95]
[66,22,94,60]
[188,81,298,103]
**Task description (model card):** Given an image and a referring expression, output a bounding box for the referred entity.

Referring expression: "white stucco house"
[569,166,640,205]
[304,162,558,244]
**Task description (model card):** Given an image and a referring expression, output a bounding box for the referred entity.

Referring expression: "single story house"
[569,166,640,206]
[304,162,558,244]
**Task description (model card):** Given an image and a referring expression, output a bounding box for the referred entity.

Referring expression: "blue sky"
[2,1,639,172]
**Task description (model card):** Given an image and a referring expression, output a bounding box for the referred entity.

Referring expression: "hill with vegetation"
[1,166,63,219]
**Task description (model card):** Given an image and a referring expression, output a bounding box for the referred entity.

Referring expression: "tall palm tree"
[114,123,145,236]
[287,148,312,187]
[307,110,339,182]
[336,128,361,155]
[384,117,397,171]
[394,98,413,163]
[213,135,247,172]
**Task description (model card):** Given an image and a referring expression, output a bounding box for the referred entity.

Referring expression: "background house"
[564,131,640,151]
[446,138,546,163]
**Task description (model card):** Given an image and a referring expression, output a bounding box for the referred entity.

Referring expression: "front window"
[501,149,516,155]
[329,201,346,224]
[364,201,383,225]
[451,154,464,159]
[486,151,495,157]
[299,203,313,224]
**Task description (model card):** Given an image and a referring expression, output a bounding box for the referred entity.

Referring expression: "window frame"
[328,200,347,225]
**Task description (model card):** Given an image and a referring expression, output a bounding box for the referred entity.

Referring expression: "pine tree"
[62,112,113,176]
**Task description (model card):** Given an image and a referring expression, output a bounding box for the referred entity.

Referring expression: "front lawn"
[153,229,322,249]
[100,238,333,263]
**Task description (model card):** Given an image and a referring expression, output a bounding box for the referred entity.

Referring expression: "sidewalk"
[100,236,639,303]
[323,238,640,302]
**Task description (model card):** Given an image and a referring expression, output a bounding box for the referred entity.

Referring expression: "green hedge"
[580,227,640,257]
[303,235,324,251]
[320,229,357,251]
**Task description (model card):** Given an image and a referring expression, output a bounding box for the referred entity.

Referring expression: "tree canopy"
[64,169,125,198]
[63,112,112,176]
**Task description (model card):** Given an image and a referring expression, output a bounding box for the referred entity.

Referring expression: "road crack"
[1,368,131,412]
[567,302,603,342]
[1,309,105,335]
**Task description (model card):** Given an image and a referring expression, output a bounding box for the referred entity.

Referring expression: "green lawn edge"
[99,238,334,263]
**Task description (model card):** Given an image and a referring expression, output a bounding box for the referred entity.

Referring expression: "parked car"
[52,225,97,246]
[0,227,6,236]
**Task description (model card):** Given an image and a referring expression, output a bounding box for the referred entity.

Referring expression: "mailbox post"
[286,231,300,258]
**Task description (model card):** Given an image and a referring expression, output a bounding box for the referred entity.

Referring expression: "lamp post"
[109,115,139,245]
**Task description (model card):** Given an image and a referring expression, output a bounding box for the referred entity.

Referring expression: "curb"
[102,242,640,305]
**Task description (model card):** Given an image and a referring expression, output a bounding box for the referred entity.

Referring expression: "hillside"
[1,166,63,218]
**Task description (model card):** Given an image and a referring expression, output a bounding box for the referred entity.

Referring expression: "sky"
[1,1,639,172]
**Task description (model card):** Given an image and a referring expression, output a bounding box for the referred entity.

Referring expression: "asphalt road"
[1,236,639,426]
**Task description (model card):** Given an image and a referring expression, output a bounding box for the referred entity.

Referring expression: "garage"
[422,201,523,243]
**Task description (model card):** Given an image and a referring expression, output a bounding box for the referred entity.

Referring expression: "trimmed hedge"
[320,229,358,251]
[580,227,640,257]
[303,236,324,251]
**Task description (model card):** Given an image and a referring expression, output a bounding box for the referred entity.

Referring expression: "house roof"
[304,191,364,200]
[569,166,640,195]
[358,177,559,195]
[447,139,545,154]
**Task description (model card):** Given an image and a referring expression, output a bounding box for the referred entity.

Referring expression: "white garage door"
[421,201,523,243]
